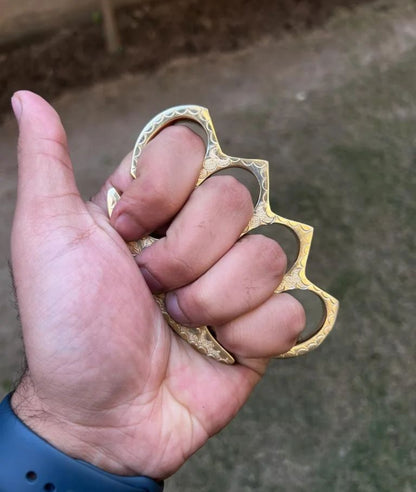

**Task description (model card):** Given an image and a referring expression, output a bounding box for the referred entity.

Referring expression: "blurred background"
[0,0,415,490]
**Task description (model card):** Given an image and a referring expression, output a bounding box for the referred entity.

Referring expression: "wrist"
[11,377,143,477]
[1,393,164,491]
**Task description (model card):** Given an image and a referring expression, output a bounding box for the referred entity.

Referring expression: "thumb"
[12,91,83,223]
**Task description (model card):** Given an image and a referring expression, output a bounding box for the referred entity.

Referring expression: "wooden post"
[101,0,121,54]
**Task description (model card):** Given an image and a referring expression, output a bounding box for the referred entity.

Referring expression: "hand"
[10,91,305,479]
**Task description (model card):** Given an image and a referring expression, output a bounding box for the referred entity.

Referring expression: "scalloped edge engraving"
[107,105,339,363]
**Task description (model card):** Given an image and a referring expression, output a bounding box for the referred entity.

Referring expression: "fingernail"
[165,293,191,325]
[11,94,22,122]
[139,266,163,293]
[114,213,143,241]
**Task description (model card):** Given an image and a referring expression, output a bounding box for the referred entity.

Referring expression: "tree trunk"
[101,0,121,54]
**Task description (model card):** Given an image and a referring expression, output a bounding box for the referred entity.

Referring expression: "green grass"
[1,379,13,393]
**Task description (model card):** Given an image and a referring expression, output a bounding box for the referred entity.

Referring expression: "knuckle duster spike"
[107,105,339,364]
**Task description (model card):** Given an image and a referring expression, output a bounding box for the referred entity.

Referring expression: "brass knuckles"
[107,105,339,364]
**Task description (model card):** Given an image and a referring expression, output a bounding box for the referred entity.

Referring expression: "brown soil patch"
[0,0,373,121]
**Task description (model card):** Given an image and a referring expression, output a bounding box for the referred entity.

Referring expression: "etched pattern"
[154,296,235,364]
[107,105,339,364]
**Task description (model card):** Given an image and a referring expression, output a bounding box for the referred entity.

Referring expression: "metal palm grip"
[107,106,339,364]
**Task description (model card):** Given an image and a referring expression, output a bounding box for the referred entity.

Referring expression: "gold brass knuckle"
[107,105,339,364]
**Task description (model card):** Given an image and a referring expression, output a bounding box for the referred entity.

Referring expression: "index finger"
[92,124,205,241]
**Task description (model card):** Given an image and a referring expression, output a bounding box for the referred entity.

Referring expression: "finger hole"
[208,167,260,208]
[247,223,299,273]
[288,289,325,342]
[174,120,260,208]
[173,120,208,148]
[214,293,305,359]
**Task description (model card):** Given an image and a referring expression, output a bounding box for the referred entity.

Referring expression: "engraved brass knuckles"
[107,105,339,364]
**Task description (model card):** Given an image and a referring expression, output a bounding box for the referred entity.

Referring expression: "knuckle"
[167,248,197,283]
[251,235,287,278]
[115,192,137,216]
[161,125,205,155]
[217,326,244,354]
[283,295,306,348]
[182,286,213,325]
[121,176,172,218]
[210,175,253,214]
[188,286,208,314]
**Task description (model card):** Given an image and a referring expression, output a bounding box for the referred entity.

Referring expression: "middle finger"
[136,174,254,293]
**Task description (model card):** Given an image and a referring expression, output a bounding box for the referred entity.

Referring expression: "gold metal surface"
[107,105,339,363]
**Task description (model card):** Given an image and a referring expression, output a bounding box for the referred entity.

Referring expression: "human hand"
[10,91,305,479]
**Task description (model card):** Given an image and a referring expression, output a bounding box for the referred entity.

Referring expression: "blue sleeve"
[0,393,164,492]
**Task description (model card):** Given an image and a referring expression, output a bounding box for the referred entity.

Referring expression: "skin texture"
[10,91,305,480]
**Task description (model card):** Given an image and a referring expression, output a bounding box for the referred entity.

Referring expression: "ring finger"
[136,174,254,293]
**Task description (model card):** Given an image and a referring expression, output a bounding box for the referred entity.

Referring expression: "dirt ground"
[0,0,415,490]
[0,0,138,46]
[0,0,369,121]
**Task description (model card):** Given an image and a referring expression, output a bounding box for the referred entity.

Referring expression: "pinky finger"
[214,293,305,363]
